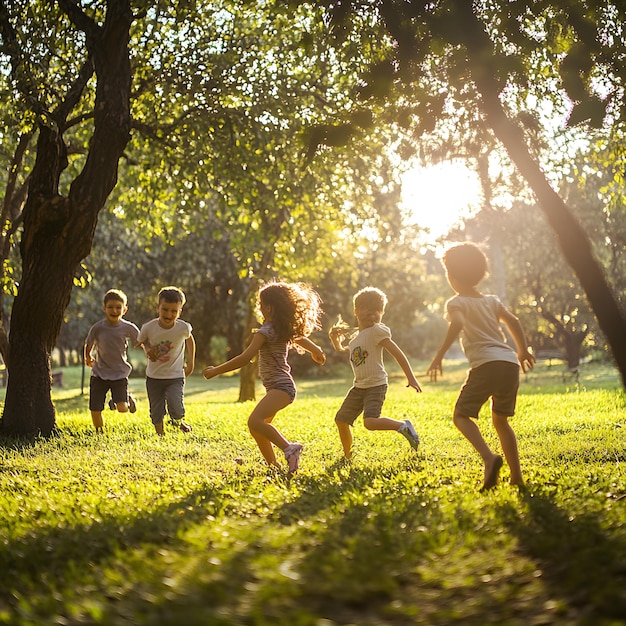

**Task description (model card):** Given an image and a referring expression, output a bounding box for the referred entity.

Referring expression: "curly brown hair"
[258,281,322,343]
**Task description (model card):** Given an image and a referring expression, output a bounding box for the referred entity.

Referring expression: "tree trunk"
[2,229,79,435]
[239,362,257,403]
[238,285,259,402]
[455,0,626,388]
[0,0,133,437]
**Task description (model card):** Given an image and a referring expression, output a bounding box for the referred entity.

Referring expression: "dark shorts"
[146,377,185,425]
[89,376,129,411]
[335,384,388,425]
[455,361,520,418]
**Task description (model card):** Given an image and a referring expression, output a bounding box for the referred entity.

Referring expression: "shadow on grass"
[497,487,626,623]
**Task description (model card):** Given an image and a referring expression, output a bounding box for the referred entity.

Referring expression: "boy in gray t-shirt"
[427,243,535,491]
[84,289,140,432]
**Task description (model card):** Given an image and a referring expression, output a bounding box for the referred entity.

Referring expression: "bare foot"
[480,455,503,492]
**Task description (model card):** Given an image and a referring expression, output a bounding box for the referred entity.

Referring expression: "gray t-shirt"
[445,294,518,369]
[85,318,139,380]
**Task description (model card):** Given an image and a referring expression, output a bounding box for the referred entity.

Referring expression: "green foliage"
[0,361,624,624]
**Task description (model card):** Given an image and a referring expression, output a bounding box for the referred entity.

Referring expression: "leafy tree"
[0,0,134,436]
[314,0,626,387]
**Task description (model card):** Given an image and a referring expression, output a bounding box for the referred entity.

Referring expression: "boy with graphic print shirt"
[138,286,195,435]
[329,287,422,459]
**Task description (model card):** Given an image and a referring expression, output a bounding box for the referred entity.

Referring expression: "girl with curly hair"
[203,281,326,472]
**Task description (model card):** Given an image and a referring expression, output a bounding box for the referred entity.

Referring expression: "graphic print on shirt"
[352,346,368,367]
[147,340,174,362]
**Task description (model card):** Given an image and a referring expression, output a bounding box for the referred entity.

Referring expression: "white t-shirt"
[137,318,192,379]
[348,323,391,388]
[445,294,519,369]
[85,318,139,380]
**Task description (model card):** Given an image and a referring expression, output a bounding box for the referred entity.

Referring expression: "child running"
[138,286,196,436]
[427,242,535,491]
[329,287,422,459]
[202,281,326,472]
[84,289,140,433]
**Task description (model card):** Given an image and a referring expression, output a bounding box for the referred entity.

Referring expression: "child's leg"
[335,420,353,458]
[363,416,403,431]
[146,377,167,435]
[89,376,107,432]
[334,387,363,458]
[492,412,523,485]
[453,411,502,490]
[250,425,279,467]
[248,389,293,463]
[110,379,130,412]
[164,378,190,431]
[91,411,104,432]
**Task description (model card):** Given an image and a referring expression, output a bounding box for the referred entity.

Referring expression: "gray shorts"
[264,381,296,402]
[146,376,185,425]
[455,361,520,418]
[335,384,388,425]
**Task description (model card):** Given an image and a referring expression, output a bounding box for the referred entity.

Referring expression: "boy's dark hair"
[158,286,186,306]
[443,242,488,287]
[353,287,387,312]
[104,289,127,306]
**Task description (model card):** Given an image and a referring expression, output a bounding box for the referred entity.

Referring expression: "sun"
[400,160,482,243]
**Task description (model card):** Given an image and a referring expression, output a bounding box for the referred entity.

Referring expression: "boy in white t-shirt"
[427,243,535,491]
[84,289,140,433]
[138,286,195,436]
[329,287,422,459]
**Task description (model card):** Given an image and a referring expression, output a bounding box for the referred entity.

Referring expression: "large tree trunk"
[454,0,626,388]
[0,0,133,437]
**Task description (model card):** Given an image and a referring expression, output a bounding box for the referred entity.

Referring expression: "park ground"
[0,359,624,625]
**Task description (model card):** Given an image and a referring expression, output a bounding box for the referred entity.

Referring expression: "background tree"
[316,0,626,387]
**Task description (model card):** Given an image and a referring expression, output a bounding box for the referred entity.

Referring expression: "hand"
[202,365,216,380]
[184,363,194,377]
[519,348,535,373]
[146,346,160,362]
[328,327,341,339]
[407,379,422,393]
[311,349,326,365]
[427,359,442,383]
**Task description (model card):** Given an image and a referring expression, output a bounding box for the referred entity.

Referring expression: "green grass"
[0,360,625,625]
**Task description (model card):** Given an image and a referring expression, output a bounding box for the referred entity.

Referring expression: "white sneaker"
[398,420,420,451]
[284,443,303,472]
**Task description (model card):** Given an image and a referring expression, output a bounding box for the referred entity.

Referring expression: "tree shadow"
[496,486,626,623]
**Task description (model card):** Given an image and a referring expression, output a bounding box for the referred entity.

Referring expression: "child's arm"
[184,334,196,376]
[84,342,95,367]
[427,311,464,382]
[202,332,265,380]
[141,340,160,362]
[328,327,348,352]
[380,338,422,392]
[499,308,535,372]
[293,336,326,365]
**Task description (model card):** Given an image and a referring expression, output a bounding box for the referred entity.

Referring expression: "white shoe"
[399,420,420,451]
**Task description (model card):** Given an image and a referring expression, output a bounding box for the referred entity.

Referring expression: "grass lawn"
[0,359,625,625]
